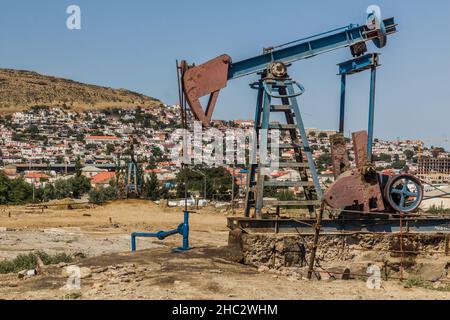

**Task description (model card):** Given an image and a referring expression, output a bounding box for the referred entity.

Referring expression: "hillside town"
[0,105,448,202]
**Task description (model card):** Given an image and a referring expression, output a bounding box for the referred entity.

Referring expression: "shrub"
[0,251,74,274]
[88,186,117,205]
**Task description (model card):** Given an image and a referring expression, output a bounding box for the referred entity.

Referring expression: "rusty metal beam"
[352,131,369,168]
[330,133,350,179]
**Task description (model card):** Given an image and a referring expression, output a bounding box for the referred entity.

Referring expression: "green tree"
[404,149,414,160]
[377,153,392,162]
[7,178,33,204]
[42,183,56,201]
[0,173,11,203]
[88,186,117,205]
[70,176,91,199]
[25,124,39,139]
[316,153,332,172]
[54,179,73,199]
[392,160,407,171]
[144,172,160,201]
[175,167,232,199]
[106,144,115,155]
[75,157,83,178]
[76,133,85,143]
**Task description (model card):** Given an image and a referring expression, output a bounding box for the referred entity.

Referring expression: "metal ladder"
[244,76,323,218]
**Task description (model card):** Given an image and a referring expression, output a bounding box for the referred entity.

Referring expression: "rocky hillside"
[0,69,162,114]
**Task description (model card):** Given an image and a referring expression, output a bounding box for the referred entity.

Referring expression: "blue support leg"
[367,65,377,161]
[288,83,323,200]
[339,74,346,134]
[175,210,190,252]
[131,234,137,252]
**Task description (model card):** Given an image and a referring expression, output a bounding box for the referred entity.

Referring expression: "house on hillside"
[85,135,120,145]
[91,172,116,189]
[24,172,51,187]
[82,165,107,178]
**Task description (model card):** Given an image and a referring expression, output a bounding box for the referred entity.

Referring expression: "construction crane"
[178,7,398,218]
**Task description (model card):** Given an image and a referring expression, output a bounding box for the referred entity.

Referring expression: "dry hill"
[0,68,162,114]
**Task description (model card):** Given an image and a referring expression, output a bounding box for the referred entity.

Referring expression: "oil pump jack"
[177,7,424,220]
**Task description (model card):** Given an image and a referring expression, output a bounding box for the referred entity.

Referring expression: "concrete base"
[229,230,450,282]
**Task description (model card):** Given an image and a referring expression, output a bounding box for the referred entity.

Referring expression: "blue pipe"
[131,210,190,252]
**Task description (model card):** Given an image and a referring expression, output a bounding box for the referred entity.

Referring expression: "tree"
[404,150,414,161]
[144,172,160,201]
[25,124,39,139]
[147,156,157,170]
[6,178,33,204]
[106,143,115,155]
[151,146,167,163]
[391,160,407,170]
[42,184,56,202]
[175,167,232,199]
[75,157,83,178]
[70,175,91,199]
[88,186,117,205]
[377,153,392,162]
[316,153,332,172]
[54,179,73,199]
[0,173,11,204]
[159,186,170,199]
[76,132,85,143]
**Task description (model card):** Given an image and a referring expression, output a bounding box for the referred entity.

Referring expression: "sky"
[0,0,449,148]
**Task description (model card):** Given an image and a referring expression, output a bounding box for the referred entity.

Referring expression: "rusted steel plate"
[324,170,385,213]
[330,133,349,178]
[352,131,368,168]
[182,54,231,126]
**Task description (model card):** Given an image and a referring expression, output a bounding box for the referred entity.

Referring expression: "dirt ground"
[0,200,449,300]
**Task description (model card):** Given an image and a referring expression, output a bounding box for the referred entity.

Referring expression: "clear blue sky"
[0,0,449,148]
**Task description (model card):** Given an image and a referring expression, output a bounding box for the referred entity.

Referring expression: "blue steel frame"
[228,18,396,80]
[131,210,190,252]
[338,53,379,160]
[247,77,323,218]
